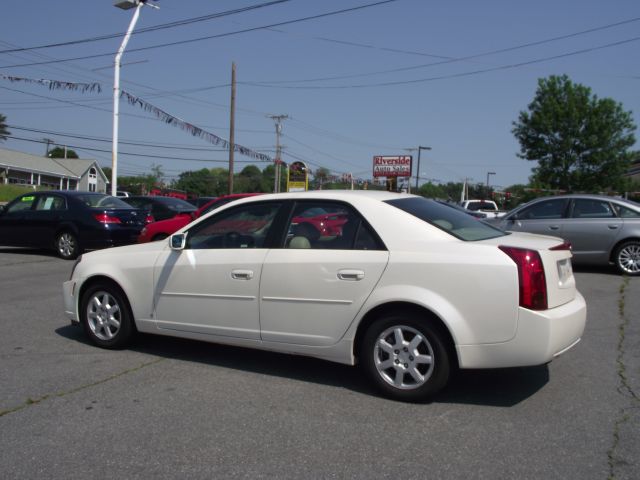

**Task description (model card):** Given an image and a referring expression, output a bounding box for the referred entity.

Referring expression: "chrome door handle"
[337,269,365,281]
[231,269,254,280]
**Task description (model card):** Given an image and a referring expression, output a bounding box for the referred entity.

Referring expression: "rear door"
[563,198,622,263]
[27,193,67,248]
[260,201,389,347]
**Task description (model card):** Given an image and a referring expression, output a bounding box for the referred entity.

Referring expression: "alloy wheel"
[373,325,435,390]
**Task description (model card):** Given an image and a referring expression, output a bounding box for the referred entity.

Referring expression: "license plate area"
[557,258,573,286]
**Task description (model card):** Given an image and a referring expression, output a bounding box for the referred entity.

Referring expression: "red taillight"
[145,214,155,224]
[93,213,122,224]
[499,246,548,311]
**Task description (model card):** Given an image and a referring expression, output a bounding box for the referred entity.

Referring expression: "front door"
[151,201,282,340]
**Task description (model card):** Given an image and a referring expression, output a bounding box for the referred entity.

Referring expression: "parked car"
[489,194,640,275]
[63,191,586,401]
[436,200,488,219]
[138,193,261,243]
[187,196,217,208]
[459,199,506,218]
[0,191,150,259]
[121,195,197,223]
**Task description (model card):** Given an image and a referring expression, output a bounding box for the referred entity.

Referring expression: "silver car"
[491,194,640,275]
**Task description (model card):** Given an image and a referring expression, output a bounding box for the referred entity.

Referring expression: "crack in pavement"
[0,357,165,418]
[607,276,639,480]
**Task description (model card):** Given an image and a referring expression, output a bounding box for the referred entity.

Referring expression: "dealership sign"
[373,155,412,178]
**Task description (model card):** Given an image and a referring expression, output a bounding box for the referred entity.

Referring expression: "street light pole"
[415,146,431,191]
[486,171,496,188]
[112,0,154,196]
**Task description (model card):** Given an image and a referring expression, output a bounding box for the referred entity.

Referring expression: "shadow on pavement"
[56,324,549,407]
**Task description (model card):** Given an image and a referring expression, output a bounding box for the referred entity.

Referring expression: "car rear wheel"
[361,314,451,402]
[55,231,80,260]
[614,241,640,276]
[80,283,134,349]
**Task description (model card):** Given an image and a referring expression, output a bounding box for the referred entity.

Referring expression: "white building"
[0,147,108,192]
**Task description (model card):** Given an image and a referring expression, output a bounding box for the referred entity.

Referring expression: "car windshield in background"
[76,194,133,209]
[157,197,197,211]
[386,197,506,241]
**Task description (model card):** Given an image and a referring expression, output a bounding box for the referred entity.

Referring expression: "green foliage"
[0,113,9,142]
[48,147,78,159]
[172,168,228,196]
[0,184,42,202]
[513,75,636,192]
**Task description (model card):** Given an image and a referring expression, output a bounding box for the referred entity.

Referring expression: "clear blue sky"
[1,0,639,191]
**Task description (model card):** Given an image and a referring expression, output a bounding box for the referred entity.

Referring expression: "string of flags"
[0,74,272,163]
[0,74,101,93]
[121,89,272,163]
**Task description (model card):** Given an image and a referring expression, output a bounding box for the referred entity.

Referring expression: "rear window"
[76,194,133,209]
[386,197,506,241]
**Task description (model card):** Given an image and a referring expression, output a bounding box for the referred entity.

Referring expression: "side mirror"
[170,233,187,250]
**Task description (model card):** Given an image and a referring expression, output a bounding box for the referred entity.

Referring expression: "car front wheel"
[361,314,451,402]
[80,283,134,349]
[614,241,640,276]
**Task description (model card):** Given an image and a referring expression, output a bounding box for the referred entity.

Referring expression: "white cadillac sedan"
[63,191,586,401]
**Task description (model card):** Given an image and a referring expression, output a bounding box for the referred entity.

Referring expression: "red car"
[137,193,261,243]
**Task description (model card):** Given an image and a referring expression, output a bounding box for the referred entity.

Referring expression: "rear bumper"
[80,226,142,250]
[457,292,587,368]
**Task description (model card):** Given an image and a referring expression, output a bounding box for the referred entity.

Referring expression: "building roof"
[0,147,103,179]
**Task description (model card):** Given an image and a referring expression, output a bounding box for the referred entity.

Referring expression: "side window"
[35,195,66,211]
[7,195,36,213]
[613,204,640,218]
[286,202,384,250]
[518,199,568,220]
[187,203,281,250]
[571,199,615,218]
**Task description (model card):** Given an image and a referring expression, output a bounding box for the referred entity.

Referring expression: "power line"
[0,0,400,69]
[242,35,640,89]
[0,1,294,54]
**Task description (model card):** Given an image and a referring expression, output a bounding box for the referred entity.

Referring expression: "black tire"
[613,241,640,276]
[360,314,451,402]
[80,282,135,349]
[55,230,81,260]
[152,233,169,242]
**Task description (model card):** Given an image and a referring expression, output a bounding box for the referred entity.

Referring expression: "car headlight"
[69,255,82,280]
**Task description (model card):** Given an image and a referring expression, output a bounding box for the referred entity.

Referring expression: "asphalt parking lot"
[0,248,638,479]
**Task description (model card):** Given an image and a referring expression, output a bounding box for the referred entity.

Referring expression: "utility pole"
[415,146,431,191]
[43,138,54,156]
[228,62,236,195]
[268,114,288,193]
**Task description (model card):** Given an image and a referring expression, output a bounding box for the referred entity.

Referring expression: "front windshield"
[386,197,506,241]
[77,194,133,209]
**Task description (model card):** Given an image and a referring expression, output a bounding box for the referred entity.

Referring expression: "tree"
[513,75,636,192]
[48,147,79,158]
[0,113,9,142]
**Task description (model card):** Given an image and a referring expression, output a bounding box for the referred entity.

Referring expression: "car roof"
[230,190,414,203]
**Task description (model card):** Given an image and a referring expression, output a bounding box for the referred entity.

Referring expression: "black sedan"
[121,196,197,222]
[0,191,150,259]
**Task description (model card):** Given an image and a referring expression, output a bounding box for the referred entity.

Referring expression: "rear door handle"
[231,269,254,280]
[338,269,365,281]
[548,225,560,231]
[608,225,619,230]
